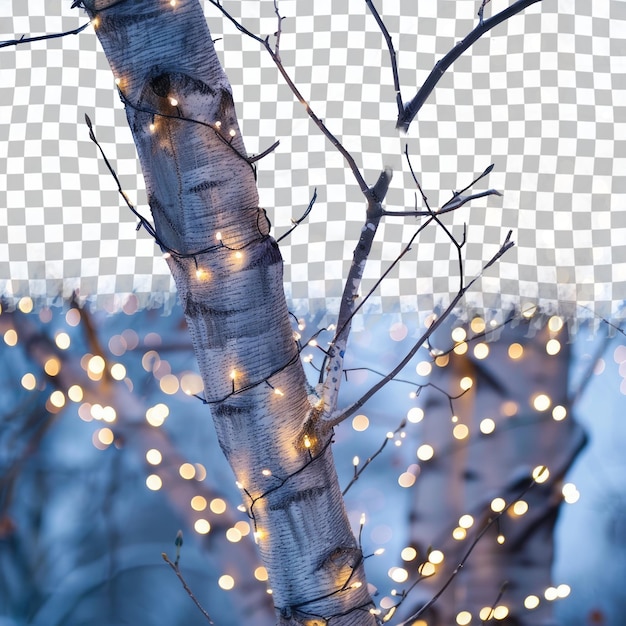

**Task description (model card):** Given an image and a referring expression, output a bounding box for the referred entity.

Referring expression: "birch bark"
[79,1,376,623]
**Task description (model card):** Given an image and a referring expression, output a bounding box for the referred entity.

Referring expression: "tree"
[1,0,619,624]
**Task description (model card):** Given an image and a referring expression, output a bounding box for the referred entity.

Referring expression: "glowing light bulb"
[150,123,156,132]
[229,128,236,137]
[169,97,178,107]
[304,435,311,449]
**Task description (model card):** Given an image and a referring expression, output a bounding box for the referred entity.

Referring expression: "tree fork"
[79,0,376,623]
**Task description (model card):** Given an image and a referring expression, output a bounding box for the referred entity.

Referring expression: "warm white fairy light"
[459,514,474,529]
[459,376,473,391]
[532,465,550,483]
[470,316,486,333]
[451,327,466,342]
[416,361,432,377]
[511,500,529,516]
[508,342,524,359]
[419,562,436,577]
[562,482,580,504]
[55,332,71,350]
[21,373,36,390]
[548,315,564,332]
[194,519,211,534]
[452,527,467,540]
[491,497,506,512]
[453,424,469,440]
[4,329,18,346]
[401,547,417,561]
[546,339,561,355]
[417,444,434,461]
[44,357,61,376]
[454,341,468,355]
[557,584,571,598]
[353,456,359,467]
[480,418,496,434]
[532,393,551,411]
[229,128,236,137]
[552,405,567,421]
[544,587,558,601]
[524,595,540,609]
[303,435,312,449]
[501,400,519,417]
[352,414,369,432]
[146,474,162,490]
[210,498,227,514]
[195,267,208,280]
[190,496,207,511]
[169,97,178,106]
[456,611,472,625]
[474,342,489,359]
[254,566,268,581]
[428,549,444,565]
[388,567,408,583]
[226,528,242,543]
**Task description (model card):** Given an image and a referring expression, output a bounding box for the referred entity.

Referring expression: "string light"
[169,97,178,107]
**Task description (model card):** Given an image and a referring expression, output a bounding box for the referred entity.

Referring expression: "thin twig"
[276,189,317,243]
[162,553,216,624]
[342,419,406,496]
[365,0,404,119]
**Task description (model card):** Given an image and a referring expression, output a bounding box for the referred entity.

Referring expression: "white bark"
[80,1,375,623]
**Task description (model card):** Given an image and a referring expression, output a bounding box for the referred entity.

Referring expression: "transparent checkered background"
[0,0,624,321]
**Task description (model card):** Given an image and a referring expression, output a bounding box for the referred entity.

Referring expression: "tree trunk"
[80,1,375,623]
[404,315,585,626]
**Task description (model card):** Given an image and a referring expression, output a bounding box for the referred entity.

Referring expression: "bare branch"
[398,0,542,131]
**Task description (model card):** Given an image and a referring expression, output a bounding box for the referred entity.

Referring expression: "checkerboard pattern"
[1,0,623,322]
